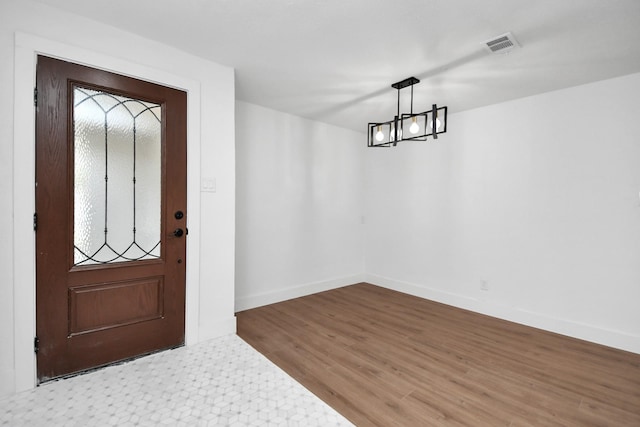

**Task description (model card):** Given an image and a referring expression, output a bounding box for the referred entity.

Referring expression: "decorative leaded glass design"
[73,87,162,266]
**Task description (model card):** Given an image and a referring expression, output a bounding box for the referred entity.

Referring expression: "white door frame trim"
[13,32,202,392]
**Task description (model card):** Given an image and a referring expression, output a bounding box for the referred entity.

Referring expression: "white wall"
[365,73,640,353]
[1,0,236,398]
[235,101,365,311]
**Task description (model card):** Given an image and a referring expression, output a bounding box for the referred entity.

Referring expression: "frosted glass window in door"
[73,87,162,266]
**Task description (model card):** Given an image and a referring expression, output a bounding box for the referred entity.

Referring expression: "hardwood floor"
[236,283,640,426]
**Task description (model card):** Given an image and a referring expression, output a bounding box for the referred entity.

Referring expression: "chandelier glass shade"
[368,77,447,147]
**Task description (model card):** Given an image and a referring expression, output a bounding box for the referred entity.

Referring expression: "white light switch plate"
[201,177,216,193]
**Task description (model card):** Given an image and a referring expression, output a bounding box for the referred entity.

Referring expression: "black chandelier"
[368,76,447,147]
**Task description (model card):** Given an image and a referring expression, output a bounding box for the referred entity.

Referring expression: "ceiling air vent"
[483,32,520,54]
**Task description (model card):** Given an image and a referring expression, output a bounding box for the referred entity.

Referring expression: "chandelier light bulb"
[375,126,384,142]
[428,117,442,131]
[390,127,400,142]
[409,117,419,134]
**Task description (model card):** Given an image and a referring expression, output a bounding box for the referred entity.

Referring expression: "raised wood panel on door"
[68,277,165,335]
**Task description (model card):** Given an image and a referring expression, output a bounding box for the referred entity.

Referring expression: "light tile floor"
[0,334,353,426]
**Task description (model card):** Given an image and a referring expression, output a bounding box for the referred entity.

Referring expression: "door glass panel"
[73,87,162,266]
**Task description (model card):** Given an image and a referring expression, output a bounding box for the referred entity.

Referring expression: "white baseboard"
[365,273,640,355]
[235,274,367,312]
[0,368,15,400]
[195,317,237,343]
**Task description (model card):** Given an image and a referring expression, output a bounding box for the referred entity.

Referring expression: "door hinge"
[33,212,38,231]
[33,87,38,107]
[34,336,39,354]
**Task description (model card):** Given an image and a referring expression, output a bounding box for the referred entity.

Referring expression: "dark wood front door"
[35,56,187,382]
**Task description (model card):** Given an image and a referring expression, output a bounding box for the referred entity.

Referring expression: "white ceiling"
[34,0,640,133]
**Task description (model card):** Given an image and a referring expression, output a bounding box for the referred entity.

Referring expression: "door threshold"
[37,344,184,386]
